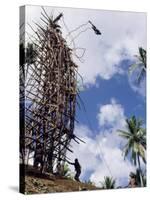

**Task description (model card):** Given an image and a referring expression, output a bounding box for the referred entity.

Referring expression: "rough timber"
[20,10,83,173]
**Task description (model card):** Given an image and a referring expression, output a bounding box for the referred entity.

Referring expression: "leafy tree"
[118,116,146,187]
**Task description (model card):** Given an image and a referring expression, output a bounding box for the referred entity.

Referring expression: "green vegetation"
[118,115,146,187]
[129,47,146,84]
[19,42,36,66]
[100,176,116,189]
[130,169,146,187]
[63,163,74,179]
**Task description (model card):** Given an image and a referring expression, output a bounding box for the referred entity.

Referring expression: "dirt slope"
[23,166,101,194]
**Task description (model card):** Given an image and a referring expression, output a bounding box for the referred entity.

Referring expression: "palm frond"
[118,130,131,139]
[129,63,139,75]
[128,47,146,84]
[118,116,146,167]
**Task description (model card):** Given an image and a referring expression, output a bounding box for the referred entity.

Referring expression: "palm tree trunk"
[137,154,144,187]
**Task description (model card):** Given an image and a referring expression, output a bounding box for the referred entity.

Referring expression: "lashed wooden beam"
[20,9,85,174]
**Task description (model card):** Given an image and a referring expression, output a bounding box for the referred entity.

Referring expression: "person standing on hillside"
[67,158,81,182]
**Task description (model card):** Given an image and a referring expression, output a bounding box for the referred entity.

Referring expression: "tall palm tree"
[100,176,116,189]
[118,116,146,187]
[129,47,146,84]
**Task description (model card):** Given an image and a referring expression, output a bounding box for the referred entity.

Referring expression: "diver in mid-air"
[89,20,102,35]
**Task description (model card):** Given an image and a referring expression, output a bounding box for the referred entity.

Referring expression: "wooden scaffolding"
[20,10,84,173]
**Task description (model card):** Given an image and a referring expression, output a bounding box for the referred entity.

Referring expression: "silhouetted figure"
[68,158,81,181]
[52,13,63,33]
[53,13,63,23]
[88,20,102,35]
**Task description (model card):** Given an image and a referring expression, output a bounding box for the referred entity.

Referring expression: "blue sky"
[74,60,146,186]
[25,5,146,187]
[77,66,146,129]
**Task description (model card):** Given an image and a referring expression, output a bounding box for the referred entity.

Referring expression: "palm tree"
[135,169,146,187]
[118,116,146,187]
[19,42,36,66]
[100,176,116,189]
[19,42,36,81]
[129,47,146,84]
[129,169,146,187]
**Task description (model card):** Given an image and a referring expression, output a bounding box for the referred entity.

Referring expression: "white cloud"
[128,73,146,98]
[67,123,135,187]
[97,98,126,129]
[25,6,146,89]
[69,10,146,87]
[67,98,136,187]
[90,131,135,187]
[67,124,100,174]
